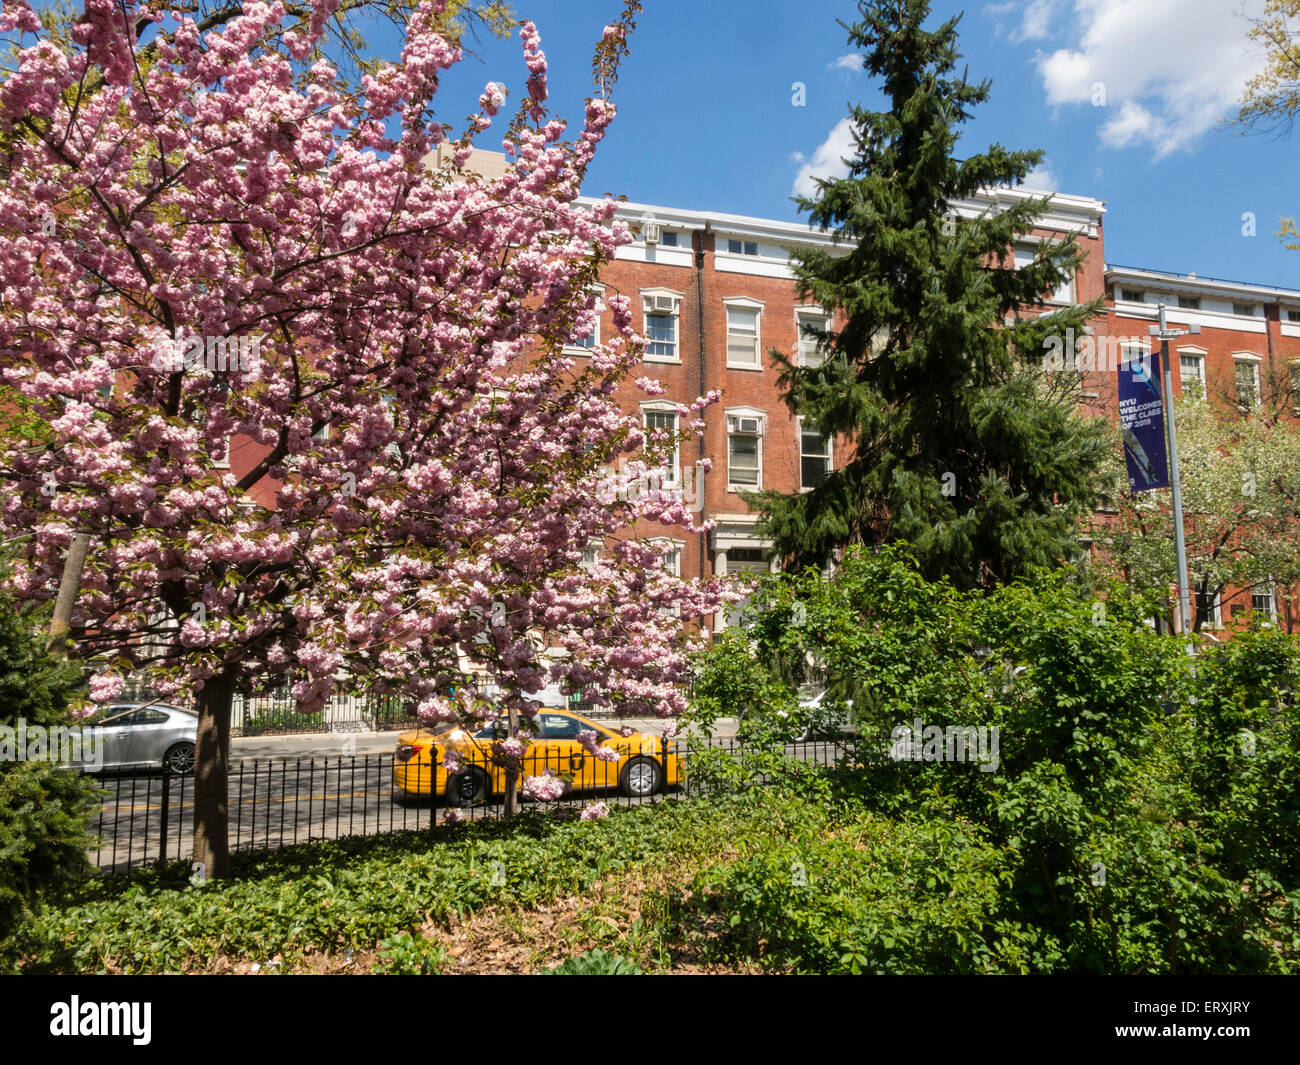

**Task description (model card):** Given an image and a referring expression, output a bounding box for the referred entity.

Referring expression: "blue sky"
[11,1,1293,288]
[373,0,1293,290]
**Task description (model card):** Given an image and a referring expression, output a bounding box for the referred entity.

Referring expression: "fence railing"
[85,736,859,873]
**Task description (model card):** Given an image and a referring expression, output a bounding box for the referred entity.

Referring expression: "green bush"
[540,948,643,975]
[373,931,447,975]
[0,590,99,958]
[686,546,1300,973]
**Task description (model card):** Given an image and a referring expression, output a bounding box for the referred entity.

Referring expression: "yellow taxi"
[391,708,680,805]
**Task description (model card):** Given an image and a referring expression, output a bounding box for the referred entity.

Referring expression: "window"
[1195,588,1221,629]
[1291,362,1300,412]
[642,407,679,485]
[1178,352,1205,398]
[659,231,679,247]
[567,287,604,353]
[641,290,682,362]
[580,542,601,570]
[1013,243,1072,304]
[1251,582,1277,618]
[1120,288,1145,303]
[659,542,681,577]
[1233,302,1259,317]
[726,412,763,489]
[1177,295,1201,310]
[799,422,831,490]
[724,299,763,368]
[796,310,829,368]
[1288,309,1300,323]
[1235,359,1261,409]
[727,239,758,256]
[537,713,584,740]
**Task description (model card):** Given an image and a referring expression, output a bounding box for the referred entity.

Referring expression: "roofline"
[1107,265,1300,304]
[579,185,1107,247]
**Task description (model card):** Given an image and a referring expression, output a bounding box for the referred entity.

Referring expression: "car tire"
[163,742,195,776]
[446,767,488,807]
[620,757,661,798]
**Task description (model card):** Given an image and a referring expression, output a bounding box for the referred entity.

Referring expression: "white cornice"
[579,185,1107,249]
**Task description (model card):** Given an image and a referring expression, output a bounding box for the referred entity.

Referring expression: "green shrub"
[0,589,98,960]
[373,931,447,974]
[540,948,643,975]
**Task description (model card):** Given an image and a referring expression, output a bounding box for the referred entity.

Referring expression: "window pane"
[729,432,759,484]
[727,307,759,365]
[1235,362,1258,407]
[646,313,675,358]
[798,314,827,368]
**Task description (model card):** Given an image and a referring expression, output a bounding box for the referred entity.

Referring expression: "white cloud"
[829,54,862,72]
[1022,161,1059,191]
[792,117,858,199]
[984,0,1066,43]
[1033,0,1268,157]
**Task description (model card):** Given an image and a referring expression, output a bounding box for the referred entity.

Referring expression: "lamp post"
[1148,304,1200,637]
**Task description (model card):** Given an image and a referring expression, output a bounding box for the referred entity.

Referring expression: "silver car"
[72,702,198,774]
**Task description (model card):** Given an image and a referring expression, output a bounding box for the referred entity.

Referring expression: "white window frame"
[1014,242,1074,305]
[564,285,605,355]
[797,417,832,492]
[795,306,830,368]
[640,288,683,364]
[1233,353,1263,410]
[580,541,602,571]
[1251,580,1277,619]
[648,537,685,617]
[724,297,765,370]
[725,407,764,491]
[640,401,680,487]
[1177,346,1206,400]
[1195,587,1223,630]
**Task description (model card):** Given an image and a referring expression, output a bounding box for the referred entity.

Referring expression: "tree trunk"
[46,532,90,655]
[193,669,236,879]
[503,703,519,818]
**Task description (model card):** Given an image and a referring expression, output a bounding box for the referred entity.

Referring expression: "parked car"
[784,687,858,742]
[392,708,679,805]
[65,703,198,775]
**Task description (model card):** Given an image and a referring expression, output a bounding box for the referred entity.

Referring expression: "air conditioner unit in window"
[735,417,761,434]
[642,223,661,245]
[652,295,675,312]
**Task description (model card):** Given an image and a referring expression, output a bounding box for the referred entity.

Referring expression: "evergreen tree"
[754,0,1110,590]
[0,577,98,955]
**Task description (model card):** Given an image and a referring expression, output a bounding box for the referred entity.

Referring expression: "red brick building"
[583,187,1110,629]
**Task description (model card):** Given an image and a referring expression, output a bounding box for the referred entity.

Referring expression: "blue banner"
[1118,349,1170,493]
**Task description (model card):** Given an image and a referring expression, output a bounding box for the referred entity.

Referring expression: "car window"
[94,708,140,726]
[537,714,583,740]
[136,708,170,725]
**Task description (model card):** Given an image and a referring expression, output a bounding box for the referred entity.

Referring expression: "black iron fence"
[85,736,856,873]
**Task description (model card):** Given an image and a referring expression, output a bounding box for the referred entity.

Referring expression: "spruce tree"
[755,0,1110,590]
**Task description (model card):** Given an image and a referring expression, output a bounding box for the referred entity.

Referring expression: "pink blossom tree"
[0,0,726,876]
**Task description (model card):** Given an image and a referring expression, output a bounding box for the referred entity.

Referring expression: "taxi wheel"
[447,768,488,807]
[620,757,661,798]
